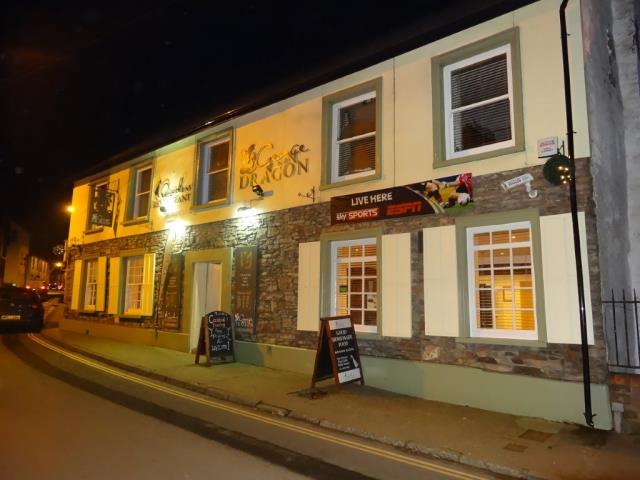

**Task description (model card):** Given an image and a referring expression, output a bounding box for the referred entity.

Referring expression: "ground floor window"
[466,221,537,340]
[83,258,98,309]
[124,255,144,314]
[331,237,378,333]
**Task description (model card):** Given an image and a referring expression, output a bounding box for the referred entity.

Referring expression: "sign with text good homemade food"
[330,173,473,225]
[311,316,364,389]
[233,246,258,334]
[195,311,235,365]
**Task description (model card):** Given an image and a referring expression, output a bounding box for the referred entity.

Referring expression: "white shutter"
[423,226,460,337]
[381,233,412,337]
[297,242,320,331]
[541,212,594,344]
[70,259,83,311]
[140,253,156,317]
[95,256,107,312]
[107,257,121,315]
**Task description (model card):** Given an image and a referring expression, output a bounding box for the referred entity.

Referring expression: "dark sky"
[0,0,532,258]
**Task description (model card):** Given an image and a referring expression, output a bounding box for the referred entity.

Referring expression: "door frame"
[182,248,232,339]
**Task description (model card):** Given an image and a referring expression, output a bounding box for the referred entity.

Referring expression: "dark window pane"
[453,98,512,151]
[451,53,508,109]
[209,141,229,172]
[338,98,375,140]
[138,169,152,193]
[364,310,377,326]
[136,193,149,217]
[208,172,228,202]
[338,135,375,176]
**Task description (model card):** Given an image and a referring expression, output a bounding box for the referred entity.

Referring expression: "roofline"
[74,0,537,184]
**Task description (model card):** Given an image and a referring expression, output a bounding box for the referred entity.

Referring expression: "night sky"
[0,0,533,258]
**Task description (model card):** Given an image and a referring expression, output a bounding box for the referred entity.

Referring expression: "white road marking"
[28,333,489,480]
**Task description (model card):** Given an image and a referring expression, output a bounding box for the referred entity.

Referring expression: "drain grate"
[519,429,553,442]
[503,443,528,453]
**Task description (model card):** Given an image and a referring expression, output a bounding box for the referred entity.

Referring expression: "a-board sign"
[311,316,364,389]
[195,311,235,365]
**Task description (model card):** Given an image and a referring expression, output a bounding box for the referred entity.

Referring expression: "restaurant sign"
[90,187,116,227]
[239,143,309,189]
[330,173,474,225]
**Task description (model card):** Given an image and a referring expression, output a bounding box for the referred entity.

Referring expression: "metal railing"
[603,290,640,374]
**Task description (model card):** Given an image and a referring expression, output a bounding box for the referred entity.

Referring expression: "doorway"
[190,262,222,351]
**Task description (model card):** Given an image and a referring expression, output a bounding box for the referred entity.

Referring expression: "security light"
[251,184,264,197]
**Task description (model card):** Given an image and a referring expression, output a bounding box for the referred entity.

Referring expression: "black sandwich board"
[311,315,364,390]
[195,311,235,365]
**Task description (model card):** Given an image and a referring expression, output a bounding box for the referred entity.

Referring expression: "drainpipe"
[559,0,595,428]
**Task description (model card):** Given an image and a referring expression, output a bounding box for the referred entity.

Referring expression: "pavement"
[38,301,640,479]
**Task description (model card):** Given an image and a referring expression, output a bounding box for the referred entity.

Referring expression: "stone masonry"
[67,158,608,385]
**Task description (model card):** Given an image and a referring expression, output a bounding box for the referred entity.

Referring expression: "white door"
[190,262,222,351]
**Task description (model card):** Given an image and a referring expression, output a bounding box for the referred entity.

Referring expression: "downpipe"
[559,0,595,428]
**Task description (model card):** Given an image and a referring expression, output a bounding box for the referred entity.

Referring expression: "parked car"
[0,286,44,333]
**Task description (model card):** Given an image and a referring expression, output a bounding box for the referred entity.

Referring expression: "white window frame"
[466,221,538,340]
[443,44,515,161]
[330,91,377,184]
[123,255,144,315]
[132,165,152,219]
[197,135,231,206]
[330,237,378,334]
[83,258,98,310]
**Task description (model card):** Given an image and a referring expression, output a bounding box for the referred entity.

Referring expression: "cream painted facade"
[65,0,614,429]
[68,0,588,245]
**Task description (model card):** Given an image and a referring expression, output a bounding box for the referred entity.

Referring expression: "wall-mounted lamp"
[298,186,316,203]
[252,184,264,197]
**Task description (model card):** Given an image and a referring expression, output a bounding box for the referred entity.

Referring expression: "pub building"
[65,0,613,429]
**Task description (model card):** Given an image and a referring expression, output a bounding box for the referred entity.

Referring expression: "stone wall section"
[66,159,608,384]
[609,373,640,434]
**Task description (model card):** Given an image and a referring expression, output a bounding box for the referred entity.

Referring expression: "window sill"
[355,330,382,341]
[191,200,229,212]
[122,217,149,226]
[433,143,524,169]
[455,337,547,348]
[84,228,104,235]
[319,171,380,191]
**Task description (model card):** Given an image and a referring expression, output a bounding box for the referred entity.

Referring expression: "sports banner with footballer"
[330,173,473,225]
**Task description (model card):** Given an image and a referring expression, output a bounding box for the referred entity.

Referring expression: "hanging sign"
[195,311,235,365]
[330,173,473,225]
[311,316,364,389]
[233,246,258,334]
[89,187,116,227]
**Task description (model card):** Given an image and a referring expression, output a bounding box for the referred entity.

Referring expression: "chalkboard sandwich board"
[195,311,235,365]
[311,315,364,390]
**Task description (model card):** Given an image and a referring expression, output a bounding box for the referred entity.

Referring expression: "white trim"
[443,43,515,160]
[466,221,538,341]
[133,165,152,219]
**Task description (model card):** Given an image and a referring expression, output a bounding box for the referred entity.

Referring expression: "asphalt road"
[0,332,493,480]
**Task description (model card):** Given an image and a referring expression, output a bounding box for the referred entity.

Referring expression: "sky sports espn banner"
[330,173,473,225]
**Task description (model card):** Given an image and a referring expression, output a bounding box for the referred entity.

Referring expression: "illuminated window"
[83,259,98,309]
[322,78,381,186]
[331,238,378,333]
[466,221,537,340]
[196,131,232,206]
[132,165,152,219]
[124,255,144,314]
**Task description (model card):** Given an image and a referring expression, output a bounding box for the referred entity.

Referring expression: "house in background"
[25,255,50,290]
[1,219,30,287]
[63,0,640,431]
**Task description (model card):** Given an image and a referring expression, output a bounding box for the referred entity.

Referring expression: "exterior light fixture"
[66,205,75,213]
[159,197,178,216]
[251,184,264,197]
[543,153,574,186]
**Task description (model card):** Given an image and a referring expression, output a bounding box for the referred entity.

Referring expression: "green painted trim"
[192,128,234,209]
[124,157,155,223]
[319,227,383,335]
[233,340,612,429]
[432,28,525,169]
[320,77,383,188]
[181,248,233,336]
[454,207,547,343]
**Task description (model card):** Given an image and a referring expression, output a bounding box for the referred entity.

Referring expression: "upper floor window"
[195,131,232,206]
[129,165,152,220]
[321,78,382,187]
[466,221,537,340]
[432,28,523,168]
